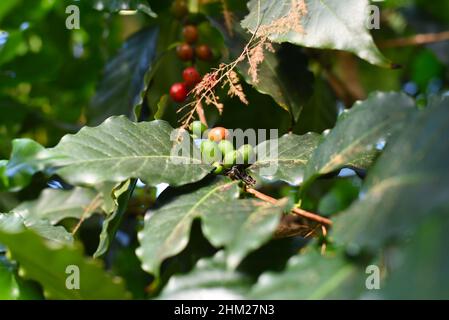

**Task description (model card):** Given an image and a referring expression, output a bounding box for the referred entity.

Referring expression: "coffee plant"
[0,0,448,300]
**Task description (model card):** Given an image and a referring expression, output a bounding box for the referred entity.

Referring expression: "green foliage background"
[0,0,448,299]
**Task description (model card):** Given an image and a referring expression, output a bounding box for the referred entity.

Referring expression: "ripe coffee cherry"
[218,140,234,156]
[171,0,188,19]
[176,43,194,61]
[182,25,199,44]
[169,82,188,103]
[182,67,201,87]
[208,127,229,142]
[200,140,219,163]
[238,144,255,164]
[196,44,212,61]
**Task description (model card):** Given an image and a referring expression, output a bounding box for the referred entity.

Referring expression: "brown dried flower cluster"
[226,69,248,104]
[248,0,307,84]
[178,59,248,126]
[247,38,275,84]
[180,0,307,127]
[255,0,307,38]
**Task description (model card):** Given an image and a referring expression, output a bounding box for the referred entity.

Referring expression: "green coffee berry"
[212,161,224,175]
[190,121,207,136]
[218,140,234,156]
[238,144,255,164]
[223,150,238,168]
[200,140,219,164]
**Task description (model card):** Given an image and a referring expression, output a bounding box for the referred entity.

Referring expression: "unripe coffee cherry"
[195,44,212,61]
[190,120,207,136]
[169,83,188,103]
[212,161,224,175]
[200,140,219,164]
[176,43,194,61]
[208,127,229,142]
[182,25,199,44]
[182,67,201,87]
[238,144,255,164]
[218,140,234,156]
[171,0,188,19]
[223,150,238,168]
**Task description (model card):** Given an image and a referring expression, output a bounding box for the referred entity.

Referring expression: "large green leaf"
[4,139,50,191]
[333,97,449,250]
[203,198,288,270]
[137,176,287,275]
[293,77,338,134]
[0,220,131,299]
[0,212,25,233]
[249,132,321,185]
[382,214,449,299]
[0,0,20,22]
[158,251,251,300]
[303,92,417,186]
[0,255,43,300]
[0,30,25,66]
[0,212,73,244]
[244,43,314,123]
[241,0,391,67]
[88,27,159,125]
[0,160,7,189]
[250,250,365,299]
[136,177,240,276]
[46,116,212,187]
[24,220,74,245]
[94,179,136,258]
[13,187,98,225]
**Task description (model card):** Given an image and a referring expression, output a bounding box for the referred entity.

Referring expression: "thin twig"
[320,225,328,254]
[246,187,332,226]
[195,101,208,126]
[304,225,320,238]
[71,194,102,235]
[379,31,449,48]
[221,0,234,37]
[321,224,327,237]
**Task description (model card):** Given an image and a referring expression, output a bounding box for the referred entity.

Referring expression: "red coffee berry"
[182,67,201,87]
[169,83,188,103]
[195,44,212,61]
[182,25,199,44]
[176,43,194,61]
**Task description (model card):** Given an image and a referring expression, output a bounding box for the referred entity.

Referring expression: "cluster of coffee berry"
[169,7,213,104]
[189,121,255,174]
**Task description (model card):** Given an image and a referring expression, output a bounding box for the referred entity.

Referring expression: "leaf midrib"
[57,155,203,166]
[318,119,394,174]
[155,181,238,259]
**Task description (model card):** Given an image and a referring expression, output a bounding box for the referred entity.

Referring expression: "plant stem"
[196,102,208,126]
[246,187,333,226]
[72,194,102,235]
[379,31,449,48]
